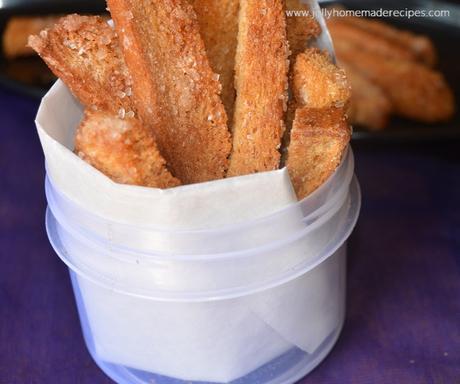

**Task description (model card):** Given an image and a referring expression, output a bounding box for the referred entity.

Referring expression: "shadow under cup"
[44,145,361,384]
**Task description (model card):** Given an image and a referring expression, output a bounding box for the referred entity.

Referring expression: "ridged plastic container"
[45,148,360,384]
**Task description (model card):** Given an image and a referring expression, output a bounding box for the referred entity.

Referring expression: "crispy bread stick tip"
[342,62,392,130]
[28,15,134,114]
[107,0,231,184]
[282,0,321,163]
[338,15,437,67]
[227,0,289,177]
[190,0,239,123]
[293,48,351,109]
[335,40,455,123]
[287,49,351,199]
[287,106,350,199]
[285,0,321,60]
[76,110,180,189]
[328,19,418,63]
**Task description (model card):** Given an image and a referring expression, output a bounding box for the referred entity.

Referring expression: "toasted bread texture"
[75,110,180,188]
[107,0,231,184]
[293,48,351,109]
[335,39,455,123]
[190,0,239,123]
[28,15,134,114]
[287,49,351,199]
[287,106,350,199]
[227,0,289,177]
[342,62,392,130]
[285,0,321,60]
[282,1,321,167]
[30,14,180,188]
[283,48,350,167]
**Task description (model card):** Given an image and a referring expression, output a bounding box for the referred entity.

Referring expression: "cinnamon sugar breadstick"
[107,0,231,184]
[328,19,417,63]
[335,39,455,123]
[28,15,134,115]
[227,0,289,177]
[338,15,437,67]
[342,62,392,130]
[76,110,181,188]
[287,49,351,199]
[288,106,350,199]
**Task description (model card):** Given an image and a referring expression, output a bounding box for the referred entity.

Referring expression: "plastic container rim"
[45,177,361,302]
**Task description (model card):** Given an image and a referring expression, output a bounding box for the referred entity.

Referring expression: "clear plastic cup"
[45,147,361,384]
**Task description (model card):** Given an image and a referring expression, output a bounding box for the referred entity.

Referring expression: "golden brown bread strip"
[293,48,351,109]
[282,48,350,166]
[107,0,231,184]
[282,1,321,166]
[4,16,63,58]
[342,62,392,130]
[30,15,180,188]
[28,15,134,114]
[338,15,437,67]
[227,0,289,177]
[190,0,239,123]
[335,39,455,123]
[287,49,351,199]
[328,19,418,63]
[75,110,180,188]
[285,0,321,60]
[287,106,350,199]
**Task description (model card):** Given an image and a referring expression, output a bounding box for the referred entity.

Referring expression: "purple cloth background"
[0,88,459,383]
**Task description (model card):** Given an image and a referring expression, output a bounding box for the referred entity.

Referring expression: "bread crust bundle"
[29,3,359,200]
[335,39,454,123]
[326,9,454,127]
[335,15,437,67]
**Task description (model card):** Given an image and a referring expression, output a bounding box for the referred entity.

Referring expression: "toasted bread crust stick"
[287,106,350,199]
[76,111,181,188]
[328,19,417,63]
[342,62,392,130]
[28,15,134,114]
[107,0,231,184]
[282,0,321,165]
[287,49,351,199]
[190,0,239,123]
[227,0,289,177]
[337,15,437,67]
[335,39,455,123]
[292,48,351,109]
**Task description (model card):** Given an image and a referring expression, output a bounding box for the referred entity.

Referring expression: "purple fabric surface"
[0,87,459,383]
